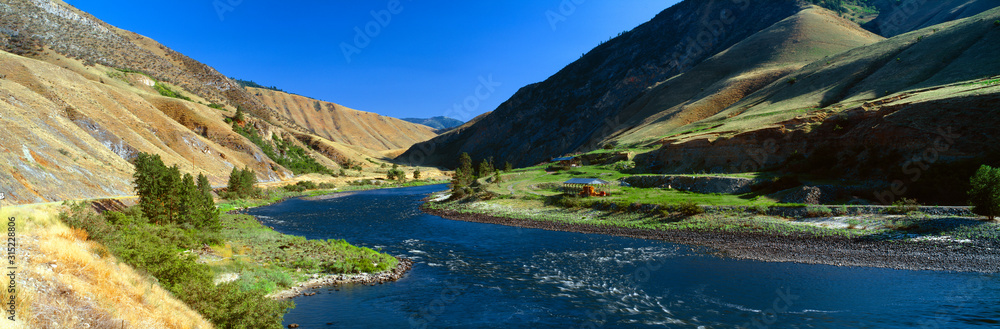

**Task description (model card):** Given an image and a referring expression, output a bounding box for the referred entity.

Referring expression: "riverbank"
[269,258,414,299]
[222,183,447,300]
[423,203,1000,273]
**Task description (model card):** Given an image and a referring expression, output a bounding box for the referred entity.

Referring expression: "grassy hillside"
[613,6,884,146]
[398,0,808,168]
[1,204,213,328]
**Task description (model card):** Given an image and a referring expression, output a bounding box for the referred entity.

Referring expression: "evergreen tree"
[478,160,492,179]
[969,165,1000,220]
[413,168,422,180]
[504,161,513,172]
[196,173,220,230]
[134,153,169,224]
[454,152,474,187]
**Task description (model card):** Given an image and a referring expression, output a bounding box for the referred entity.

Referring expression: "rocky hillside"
[0,0,279,119]
[0,0,439,204]
[0,51,291,203]
[248,87,437,152]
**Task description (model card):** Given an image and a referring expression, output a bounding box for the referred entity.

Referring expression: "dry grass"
[0,205,213,329]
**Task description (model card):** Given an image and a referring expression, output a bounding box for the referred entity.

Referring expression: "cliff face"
[248,87,438,152]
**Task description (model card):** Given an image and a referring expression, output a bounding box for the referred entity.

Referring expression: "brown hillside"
[613,6,884,145]
[248,87,437,152]
[635,7,1000,200]
[0,0,273,118]
[0,52,290,204]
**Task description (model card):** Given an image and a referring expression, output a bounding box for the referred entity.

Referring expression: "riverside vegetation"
[427,153,1000,271]
[56,152,425,328]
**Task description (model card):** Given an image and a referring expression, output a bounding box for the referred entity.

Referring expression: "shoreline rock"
[268,258,414,300]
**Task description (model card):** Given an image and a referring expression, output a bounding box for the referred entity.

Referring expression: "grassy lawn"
[487,165,780,206]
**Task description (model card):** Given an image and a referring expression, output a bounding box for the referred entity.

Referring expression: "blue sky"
[65,1,676,121]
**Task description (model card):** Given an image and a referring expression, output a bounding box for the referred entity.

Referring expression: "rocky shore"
[424,208,1000,273]
[269,258,414,300]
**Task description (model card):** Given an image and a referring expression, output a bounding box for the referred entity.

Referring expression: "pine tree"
[454,152,474,187]
[969,165,1000,220]
[504,161,513,172]
[134,153,169,224]
[196,173,220,231]
[478,160,492,179]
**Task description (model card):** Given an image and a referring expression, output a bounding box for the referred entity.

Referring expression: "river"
[247,184,999,328]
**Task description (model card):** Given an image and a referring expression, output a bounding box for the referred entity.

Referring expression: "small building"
[552,156,581,167]
[563,178,611,186]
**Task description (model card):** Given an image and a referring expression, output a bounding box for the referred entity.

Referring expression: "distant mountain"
[248,87,438,151]
[401,117,465,131]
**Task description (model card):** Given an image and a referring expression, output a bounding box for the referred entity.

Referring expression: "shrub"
[994,20,999,27]
[413,168,421,180]
[806,206,833,217]
[183,281,291,329]
[969,165,1000,220]
[887,197,920,215]
[675,200,704,216]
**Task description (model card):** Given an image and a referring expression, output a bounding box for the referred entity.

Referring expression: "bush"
[806,206,833,217]
[675,200,704,216]
[887,198,920,215]
[969,165,1000,220]
[183,281,291,329]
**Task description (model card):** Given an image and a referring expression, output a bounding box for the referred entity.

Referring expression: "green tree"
[195,173,220,230]
[227,166,258,199]
[387,163,405,181]
[454,152,474,188]
[504,161,513,172]
[234,106,245,123]
[133,153,171,224]
[969,165,1000,220]
[477,159,493,179]
[413,168,422,180]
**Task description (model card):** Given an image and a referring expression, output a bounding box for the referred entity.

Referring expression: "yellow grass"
[0,205,213,329]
